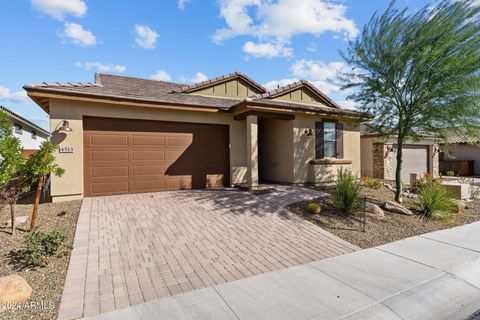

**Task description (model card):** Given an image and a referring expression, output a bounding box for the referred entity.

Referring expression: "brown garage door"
[83,117,230,197]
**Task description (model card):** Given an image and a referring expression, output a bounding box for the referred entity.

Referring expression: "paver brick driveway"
[58,185,358,319]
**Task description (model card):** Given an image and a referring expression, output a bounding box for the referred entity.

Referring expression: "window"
[315,120,344,159]
[14,123,22,134]
[323,122,336,158]
[31,130,37,139]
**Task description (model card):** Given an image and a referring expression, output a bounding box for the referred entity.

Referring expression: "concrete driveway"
[58,185,358,320]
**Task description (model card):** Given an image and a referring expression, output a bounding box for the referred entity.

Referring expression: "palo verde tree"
[340,0,480,202]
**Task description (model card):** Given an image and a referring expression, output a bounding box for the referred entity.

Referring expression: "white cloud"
[0,86,30,104]
[31,0,87,20]
[262,78,298,91]
[62,22,97,47]
[213,0,358,57]
[134,24,158,49]
[291,59,350,94]
[74,62,126,73]
[243,41,292,58]
[191,72,208,83]
[150,70,172,82]
[179,72,209,84]
[178,0,191,9]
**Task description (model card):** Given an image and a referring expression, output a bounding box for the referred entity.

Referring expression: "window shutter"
[315,121,324,159]
[336,122,344,159]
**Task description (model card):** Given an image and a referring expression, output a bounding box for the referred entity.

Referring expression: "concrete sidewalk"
[83,221,480,320]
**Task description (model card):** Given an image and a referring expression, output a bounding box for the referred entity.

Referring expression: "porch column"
[246,115,259,188]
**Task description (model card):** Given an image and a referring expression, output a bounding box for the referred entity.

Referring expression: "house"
[24,72,365,202]
[361,126,439,183]
[440,129,480,176]
[0,105,49,158]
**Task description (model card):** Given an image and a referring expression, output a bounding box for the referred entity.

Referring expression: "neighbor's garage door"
[392,145,429,183]
[83,117,229,197]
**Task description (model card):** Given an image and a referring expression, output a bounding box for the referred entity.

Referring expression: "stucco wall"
[292,114,361,184]
[11,120,48,150]
[360,137,374,177]
[49,98,248,201]
[443,144,480,175]
[258,118,294,183]
[191,79,262,98]
[275,88,324,105]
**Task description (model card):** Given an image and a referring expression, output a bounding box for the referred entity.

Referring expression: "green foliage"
[446,171,455,177]
[330,169,363,214]
[22,141,65,182]
[19,230,66,268]
[361,176,382,189]
[415,183,456,221]
[0,111,24,187]
[307,202,321,214]
[340,0,480,201]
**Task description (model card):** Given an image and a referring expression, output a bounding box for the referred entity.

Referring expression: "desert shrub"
[330,169,363,214]
[361,176,382,189]
[307,202,321,214]
[415,183,456,221]
[19,230,66,268]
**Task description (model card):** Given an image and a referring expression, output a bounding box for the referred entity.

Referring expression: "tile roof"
[249,80,342,109]
[0,105,50,136]
[442,128,480,144]
[176,72,267,93]
[24,73,365,118]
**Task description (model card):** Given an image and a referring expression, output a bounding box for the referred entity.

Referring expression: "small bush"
[415,183,456,221]
[446,171,455,176]
[307,202,321,214]
[19,230,66,268]
[331,169,363,214]
[361,176,382,189]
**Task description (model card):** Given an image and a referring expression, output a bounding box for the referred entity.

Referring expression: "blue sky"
[0,0,432,130]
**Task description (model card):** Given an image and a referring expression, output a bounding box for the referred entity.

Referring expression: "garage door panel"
[83,117,229,196]
[90,150,129,161]
[167,177,193,190]
[132,135,166,147]
[167,135,193,148]
[132,165,165,177]
[91,181,130,195]
[132,180,166,192]
[90,134,128,146]
[91,166,129,178]
[132,150,165,161]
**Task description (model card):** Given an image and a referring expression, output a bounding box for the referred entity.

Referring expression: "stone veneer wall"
[372,142,440,180]
[372,143,395,180]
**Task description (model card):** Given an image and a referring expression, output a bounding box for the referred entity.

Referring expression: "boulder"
[353,203,385,220]
[454,201,467,213]
[4,216,28,227]
[382,201,414,216]
[0,275,32,313]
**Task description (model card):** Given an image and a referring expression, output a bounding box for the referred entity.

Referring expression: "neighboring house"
[361,126,439,183]
[0,105,49,157]
[440,129,480,176]
[24,72,365,202]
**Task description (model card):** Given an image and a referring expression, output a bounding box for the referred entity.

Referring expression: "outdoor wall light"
[433,146,440,155]
[304,128,314,136]
[386,145,394,153]
[58,120,73,132]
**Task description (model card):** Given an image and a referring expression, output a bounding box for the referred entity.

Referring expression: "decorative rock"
[454,201,467,213]
[4,216,28,227]
[354,202,385,220]
[382,201,414,216]
[0,275,32,313]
